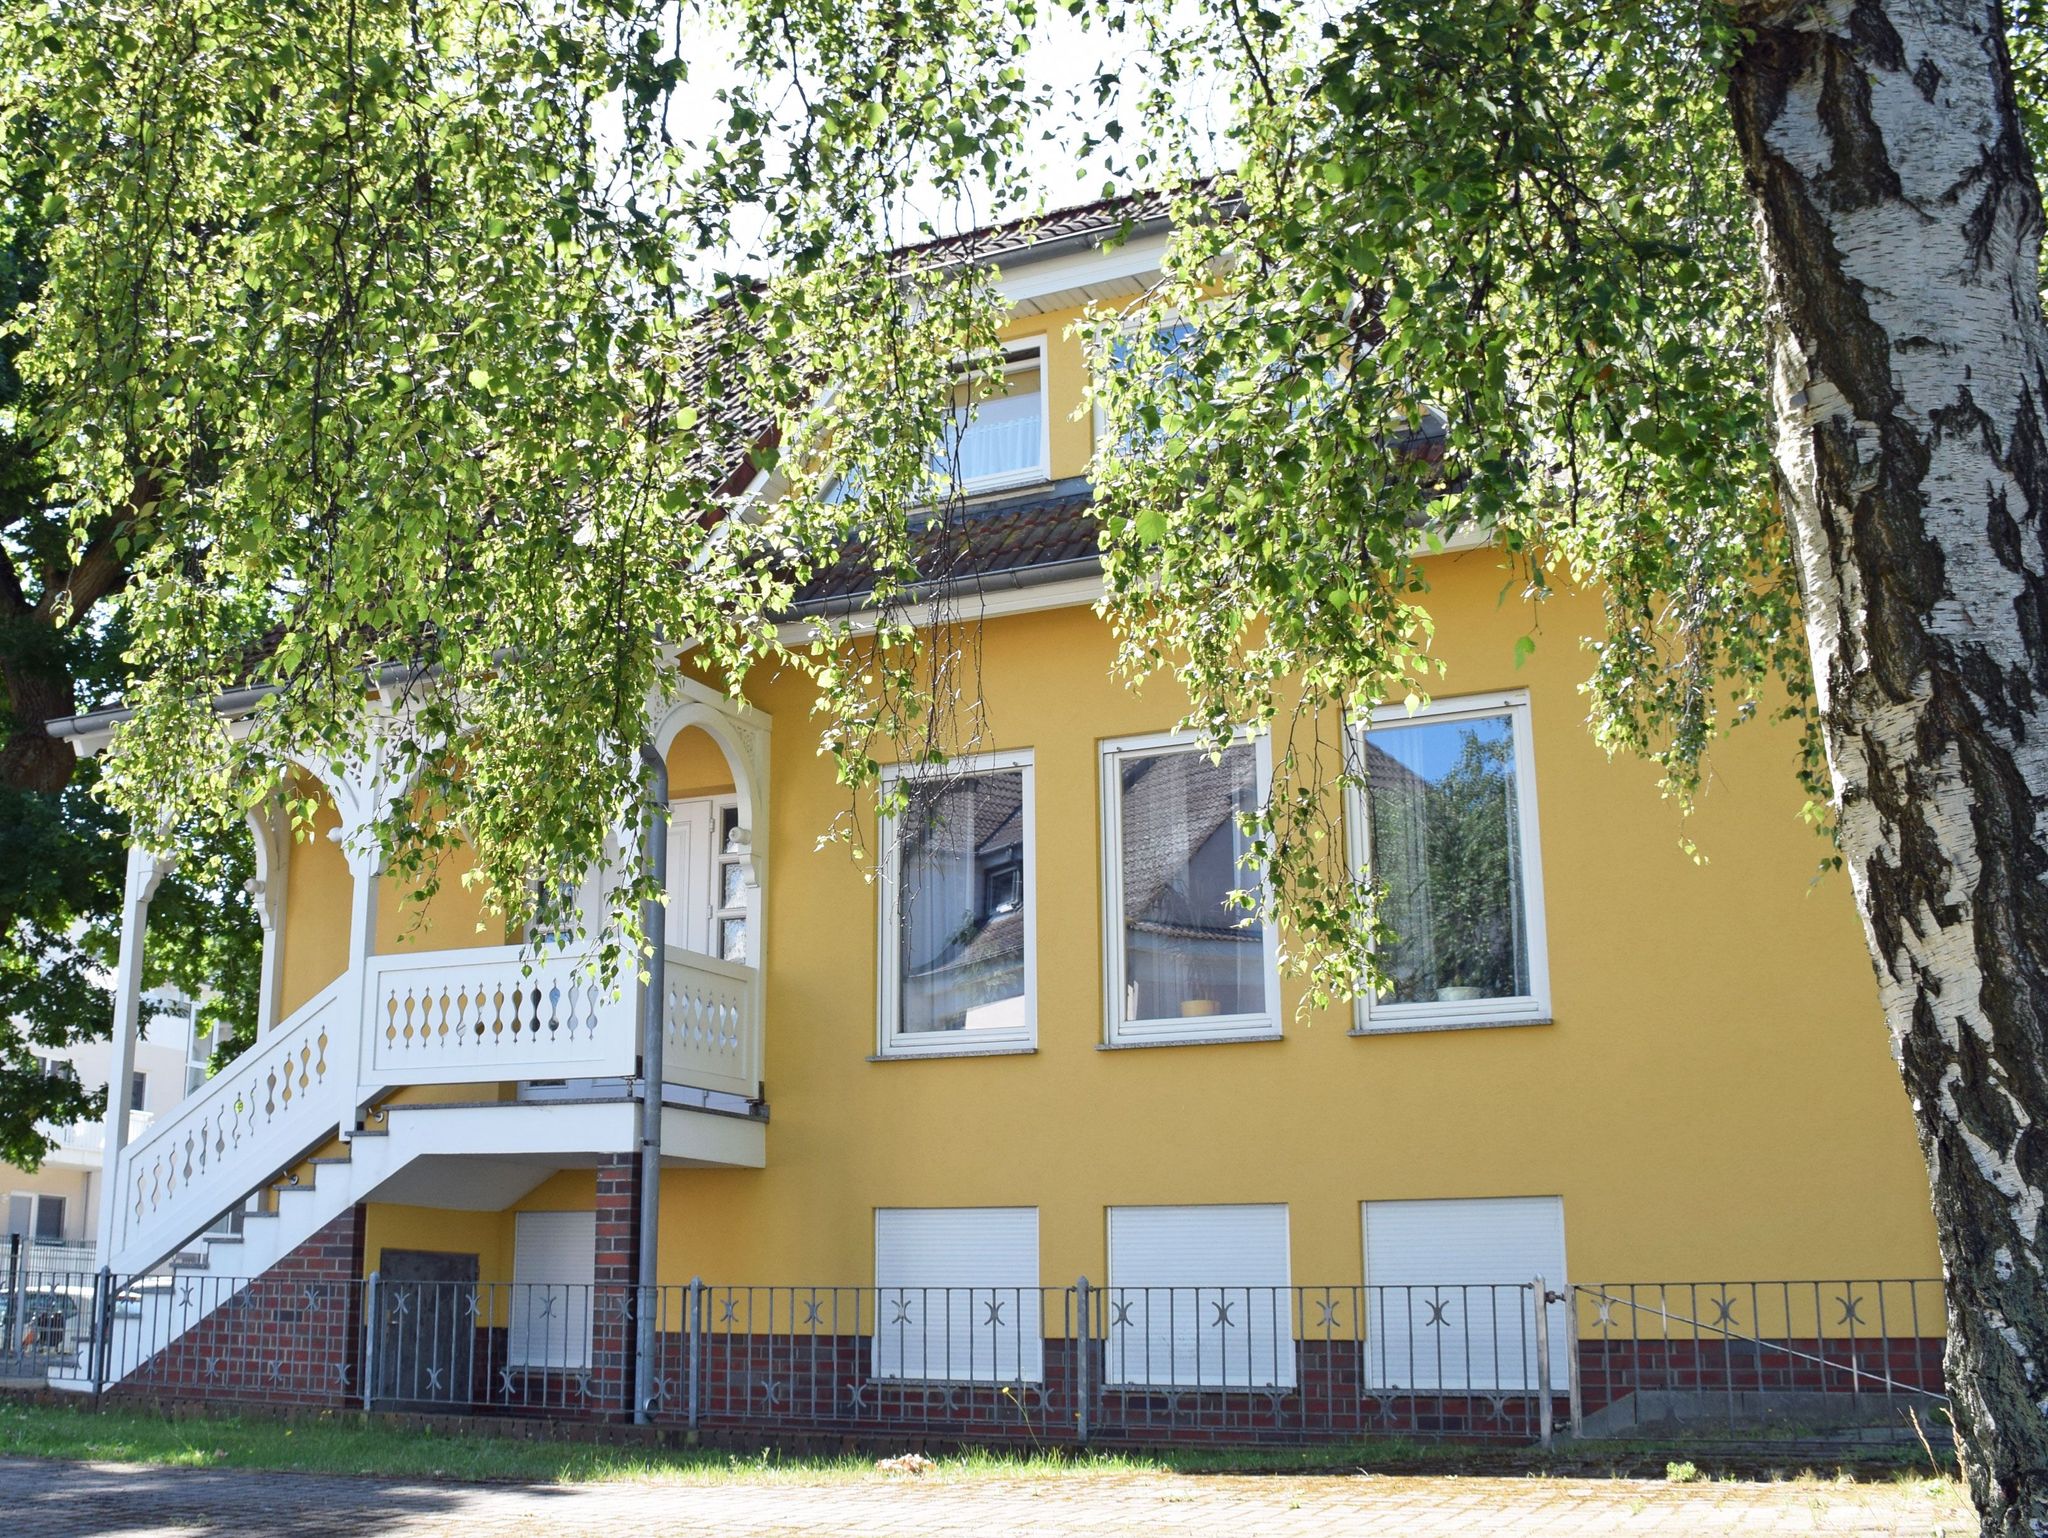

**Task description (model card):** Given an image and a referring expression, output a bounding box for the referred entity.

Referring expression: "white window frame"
[1347,690,1551,1034]
[710,796,751,964]
[944,335,1051,497]
[1100,728,1281,1046]
[1091,310,1197,451]
[872,1207,1044,1383]
[876,748,1037,1057]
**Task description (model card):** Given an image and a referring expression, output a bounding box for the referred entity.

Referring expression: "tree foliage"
[0,0,2040,1067]
[1,109,261,1168]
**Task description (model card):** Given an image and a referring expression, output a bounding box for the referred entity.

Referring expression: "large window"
[873,1207,1043,1382]
[1350,692,1549,1031]
[1105,1204,1295,1389]
[878,752,1035,1056]
[1101,732,1278,1045]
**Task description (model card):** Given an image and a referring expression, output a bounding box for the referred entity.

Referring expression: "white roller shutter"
[508,1210,596,1370]
[1362,1196,1568,1392]
[873,1208,1042,1382]
[1106,1204,1295,1389]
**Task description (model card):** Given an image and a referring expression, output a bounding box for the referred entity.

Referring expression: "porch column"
[246,797,291,1038]
[335,837,381,1140]
[93,842,176,1271]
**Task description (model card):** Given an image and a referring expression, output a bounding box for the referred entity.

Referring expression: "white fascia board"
[994,233,1171,309]
[774,570,1106,646]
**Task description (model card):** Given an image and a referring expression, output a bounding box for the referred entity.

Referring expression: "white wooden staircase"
[73,944,765,1391]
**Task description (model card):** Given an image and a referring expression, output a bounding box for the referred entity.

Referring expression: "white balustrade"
[661,948,761,1100]
[363,945,635,1087]
[109,985,344,1276]
[103,944,761,1276]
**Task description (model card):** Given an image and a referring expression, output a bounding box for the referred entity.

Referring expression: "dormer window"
[822,337,1050,506]
[938,338,1048,493]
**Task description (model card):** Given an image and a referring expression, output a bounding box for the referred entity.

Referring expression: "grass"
[0,1399,1966,1492]
[0,1402,1452,1485]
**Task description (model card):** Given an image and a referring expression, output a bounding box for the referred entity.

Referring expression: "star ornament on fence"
[1209,1299,1236,1328]
[1424,1300,1452,1329]
[1314,1299,1343,1331]
[720,1297,738,1325]
[981,1299,1006,1327]
[802,1299,823,1327]
[1109,1300,1135,1328]
[1710,1297,1740,1329]
[890,1298,915,1327]
[1837,1294,1866,1327]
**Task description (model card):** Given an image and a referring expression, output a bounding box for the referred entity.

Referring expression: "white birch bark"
[1728,1,2048,1530]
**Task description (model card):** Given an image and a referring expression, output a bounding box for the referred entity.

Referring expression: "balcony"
[365,944,762,1102]
[34,1110,156,1168]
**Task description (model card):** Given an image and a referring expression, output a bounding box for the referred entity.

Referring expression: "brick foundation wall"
[113,1206,366,1408]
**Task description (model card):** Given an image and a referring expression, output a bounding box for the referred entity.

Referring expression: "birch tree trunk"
[1727,3,2048,1530]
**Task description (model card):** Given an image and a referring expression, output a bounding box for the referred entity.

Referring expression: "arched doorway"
[664,724,749,965]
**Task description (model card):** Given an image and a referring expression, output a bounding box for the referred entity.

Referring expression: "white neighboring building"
[5,989,220,1272]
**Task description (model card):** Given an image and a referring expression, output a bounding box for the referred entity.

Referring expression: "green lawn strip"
[0,1400,1956,1489]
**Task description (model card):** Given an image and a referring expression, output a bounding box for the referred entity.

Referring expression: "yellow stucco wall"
[377,836,509,955]
[668,725,738,801]
[633,564,1936,1292]
[278,786,351,1020]
[353,564,1937,1294]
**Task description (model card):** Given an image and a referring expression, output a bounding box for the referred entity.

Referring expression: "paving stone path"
[1,1454,1970,1537]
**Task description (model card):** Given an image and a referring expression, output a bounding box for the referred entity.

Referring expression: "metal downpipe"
[633,741,668,1424]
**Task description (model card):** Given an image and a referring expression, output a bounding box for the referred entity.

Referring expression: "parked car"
[0,1285,86,1358]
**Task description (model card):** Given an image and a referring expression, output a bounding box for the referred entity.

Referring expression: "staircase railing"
[106,981,348,1277]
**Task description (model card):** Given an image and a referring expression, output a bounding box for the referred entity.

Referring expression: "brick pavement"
[0,1454,1970,1537]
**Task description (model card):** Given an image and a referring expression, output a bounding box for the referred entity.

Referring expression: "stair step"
[309,1156,352,1166]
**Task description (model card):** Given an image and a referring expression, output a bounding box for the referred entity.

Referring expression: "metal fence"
[12,1268,1950,1449]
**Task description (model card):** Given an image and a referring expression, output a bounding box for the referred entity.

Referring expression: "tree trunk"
[0,655,77,794]
[1727,2,2048,1530]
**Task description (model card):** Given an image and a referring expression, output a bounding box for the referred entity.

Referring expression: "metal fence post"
[361,1271,379,1414]
[1073,1276,1091,1447]
[2,1235,19,1356]
[89,1265,111,1403]
[1565,1282,1584,1440]
[1533,1277,1554,1450]
[687,1276,703,1430]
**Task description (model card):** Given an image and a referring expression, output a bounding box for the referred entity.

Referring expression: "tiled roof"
[899,187,1178,268]
[788,477,1102,612]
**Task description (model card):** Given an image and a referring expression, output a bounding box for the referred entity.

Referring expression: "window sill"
[1098,1029,1284,1051]
[952,468,1051,500]
[868,1044,1039,1063]
[1350,1015,1553,1038]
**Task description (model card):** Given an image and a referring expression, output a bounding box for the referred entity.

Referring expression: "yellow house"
[47,198,1943,1442]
